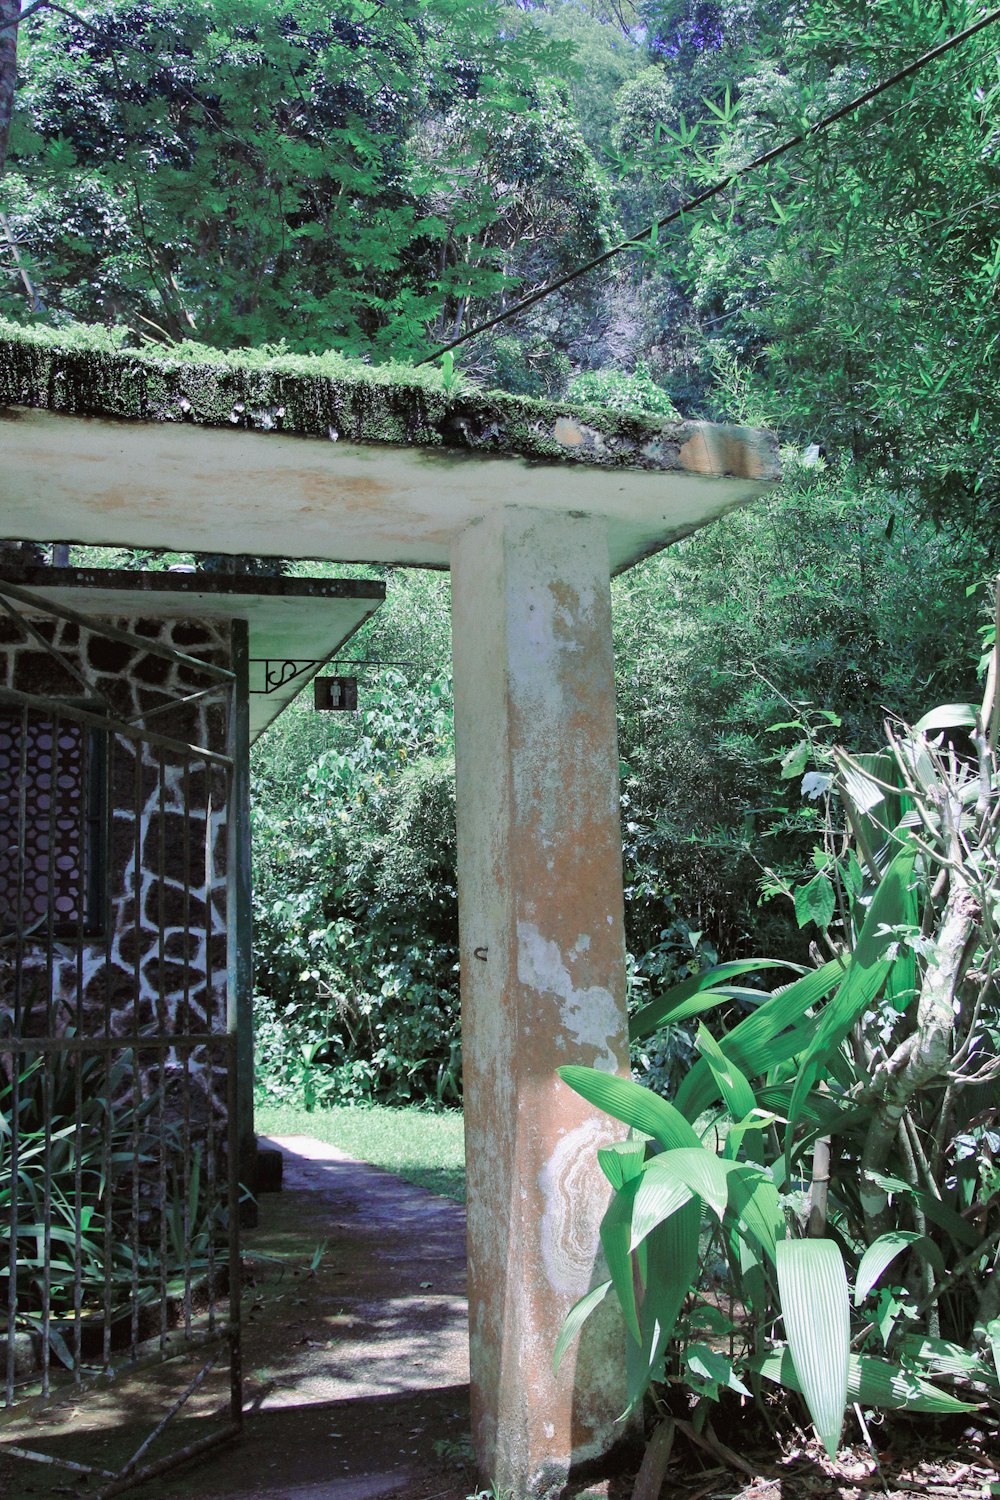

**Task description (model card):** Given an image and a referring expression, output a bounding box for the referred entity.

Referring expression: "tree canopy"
[2,0,999,1099]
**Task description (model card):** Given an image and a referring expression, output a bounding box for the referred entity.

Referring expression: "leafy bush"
[0,1041,226,1366]
[613,470,987,964]
[471,333,571,399]
[558,609,1000,1453]
[0,1047,149,1342]
[568,360,680,418]
[252,670,459,1107]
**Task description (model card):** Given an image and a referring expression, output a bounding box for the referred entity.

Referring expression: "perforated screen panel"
[0,711,101,934]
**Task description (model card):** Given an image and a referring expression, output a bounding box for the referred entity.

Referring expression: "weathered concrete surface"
[1,403,778,575]
[0,320,779,574]
[451,507,632,1498]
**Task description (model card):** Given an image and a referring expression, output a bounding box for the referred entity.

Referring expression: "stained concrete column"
[450,506,631,1498]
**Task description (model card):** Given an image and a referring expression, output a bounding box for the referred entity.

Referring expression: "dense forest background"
[2,0,998,1105]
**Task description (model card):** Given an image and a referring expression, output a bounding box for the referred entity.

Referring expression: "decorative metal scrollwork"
[248,659,322,695]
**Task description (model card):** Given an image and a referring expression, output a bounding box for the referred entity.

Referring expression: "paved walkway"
[178,1135,472,1500]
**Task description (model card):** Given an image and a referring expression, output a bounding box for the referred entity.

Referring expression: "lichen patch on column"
[538,1118,608,1295]
[517,921,622,1071]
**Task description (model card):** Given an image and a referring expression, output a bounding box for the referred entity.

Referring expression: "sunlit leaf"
[558,1067,700,1150]
[629,960,798,1042]
[754,1348,978,1414]
[775,1239,850,1457]
[553,1279,612,1374]
[854,1231,944,1305]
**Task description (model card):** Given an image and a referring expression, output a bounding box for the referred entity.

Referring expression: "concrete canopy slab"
[0,323,780,572]
[0,566,384,741]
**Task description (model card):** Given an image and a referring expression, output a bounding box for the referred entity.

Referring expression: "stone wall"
[0,606,233,1048]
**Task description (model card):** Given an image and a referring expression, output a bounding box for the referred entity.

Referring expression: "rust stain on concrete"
[679,423,774,479]
[553,418,585,448]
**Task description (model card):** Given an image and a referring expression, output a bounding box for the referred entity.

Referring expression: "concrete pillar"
[450,506,631,1498]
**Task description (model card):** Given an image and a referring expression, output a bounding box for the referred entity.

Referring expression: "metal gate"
[0,581,242,1496]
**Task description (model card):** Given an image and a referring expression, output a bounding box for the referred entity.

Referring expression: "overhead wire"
[413,4,1000,365]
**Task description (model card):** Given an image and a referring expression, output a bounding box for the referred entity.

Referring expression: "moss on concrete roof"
[0,319,779,479]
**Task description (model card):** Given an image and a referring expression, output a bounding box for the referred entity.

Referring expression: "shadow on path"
[3,1137,474,1500]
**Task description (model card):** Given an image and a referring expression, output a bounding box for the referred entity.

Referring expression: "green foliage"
[0,1044,225,1352]
[557,625,1000,1448]
[529,4,648,152]
[252,644,459,1108]
[567,359,679,417]
[611,66,677,159]
[613,469,987,966]
[1,1049,147,1338]
[616,0,1000,528]
[2,0,607,357]
[470,332,570,399]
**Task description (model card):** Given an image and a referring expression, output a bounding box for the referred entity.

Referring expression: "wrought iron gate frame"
[0,581,244,1496]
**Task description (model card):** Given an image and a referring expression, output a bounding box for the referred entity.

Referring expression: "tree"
[1,0,613,357]
[612,0,1000,527]
[0,2,16,178]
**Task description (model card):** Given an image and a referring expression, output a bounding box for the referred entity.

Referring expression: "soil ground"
[1,1137,997,1500]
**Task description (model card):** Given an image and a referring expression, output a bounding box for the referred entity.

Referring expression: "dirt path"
[3,1137,475,1500]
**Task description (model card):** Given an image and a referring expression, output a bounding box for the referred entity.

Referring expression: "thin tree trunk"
[0,0,19,180]
[861,880,978,1240]
[807,1134,831,1236]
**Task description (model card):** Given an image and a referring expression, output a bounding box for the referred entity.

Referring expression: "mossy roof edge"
[0,320,779,478]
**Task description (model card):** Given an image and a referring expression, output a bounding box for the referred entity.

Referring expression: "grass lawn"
[255,1101,466,1201]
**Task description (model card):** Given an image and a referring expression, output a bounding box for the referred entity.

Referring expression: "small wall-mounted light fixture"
[313,676,358,712]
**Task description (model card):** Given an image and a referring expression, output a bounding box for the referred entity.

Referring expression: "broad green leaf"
[696,1026,757,1125]
[558,1067,700,1150]
[901,1334,997,1385]
[757,1081,859,1136]
[632,989,739,1036]
[913,704,977,734]
[843,849,864,900]
[987,1320,1000,1386]
[780,739,810,780]
[727,1168,784,1261]
[737,1233,768,1319]
[553,1279,611,1373]
[599,1177,642,1345]
[715,986,773,1005]
[863,1171,981,1249]
[837,754,889,816]
[46,1326,74,1371]
[754,1349,977,1414]
[685,1342,751,1397]
[794,873,836,931]
[775,1238,850,1457]
[835,751,912,877]
[632,1150,782,1261]
[884,938,917,1013]
[643,1147,731,1221]
[674,959,844,1121]
[629,1158,695,1247]
[626,1201,700,1410]
[598,1137,648,1190]
[787,844,918,1139]
[629,959,797,1042]
[725,1108,783,1162]
[854,1232,945,1305]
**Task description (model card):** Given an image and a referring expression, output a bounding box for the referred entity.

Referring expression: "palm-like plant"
[558,583,1000,1454]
